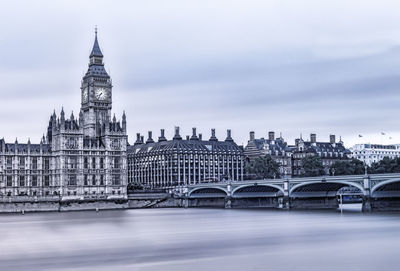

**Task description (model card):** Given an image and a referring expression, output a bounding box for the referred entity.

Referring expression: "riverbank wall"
[0,196,129,213]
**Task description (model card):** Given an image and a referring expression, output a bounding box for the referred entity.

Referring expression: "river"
[0,205,399,271]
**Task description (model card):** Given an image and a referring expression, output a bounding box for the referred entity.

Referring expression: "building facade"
[292,134,350,176]
[244,131,292,177]
[0,31,128,200]
[350,143,400,166]
[127,128,244,188]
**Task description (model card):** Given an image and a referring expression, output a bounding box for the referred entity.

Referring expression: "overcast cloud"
[1,0,400,147]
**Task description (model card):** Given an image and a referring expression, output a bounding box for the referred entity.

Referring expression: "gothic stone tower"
[47,30,128,200]
[81,29,112,138]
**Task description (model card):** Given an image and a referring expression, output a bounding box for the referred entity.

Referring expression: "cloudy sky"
[1,0,400,147]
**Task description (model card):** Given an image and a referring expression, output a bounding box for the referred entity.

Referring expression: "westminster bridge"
[171,173,400,212]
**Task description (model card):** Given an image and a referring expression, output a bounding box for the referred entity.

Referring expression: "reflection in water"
[0,205,400,271]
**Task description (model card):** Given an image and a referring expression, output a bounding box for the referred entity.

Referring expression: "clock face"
[95,87,109,101]
[82,87,88,103]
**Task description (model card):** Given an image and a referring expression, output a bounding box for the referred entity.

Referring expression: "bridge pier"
[362,175,372,212]
[282,196,290,209]
[282,179,290,209]
[225,197,232,209]
[362,196,372,212]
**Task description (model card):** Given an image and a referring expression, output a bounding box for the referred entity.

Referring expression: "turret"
[1,138,5,153]
[60,107,65,130]
[122,111,127,132]
[79,110,84,126]
[14,138,18,154]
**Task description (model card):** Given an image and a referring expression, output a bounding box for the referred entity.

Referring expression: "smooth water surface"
[0,205,399,271]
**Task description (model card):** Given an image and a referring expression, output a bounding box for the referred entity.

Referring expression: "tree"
[370,157,400,174]
[127,182,144,192]
[301,155,325,177]
[330,159,365,176]
[245,155,281,179]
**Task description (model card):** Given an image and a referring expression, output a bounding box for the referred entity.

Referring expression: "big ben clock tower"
[81,29,112,138]
[43,29,127,203]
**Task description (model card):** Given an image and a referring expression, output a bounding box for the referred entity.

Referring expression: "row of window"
[4,175,50,187]
[1,157,50,170]
[67,174,121,186]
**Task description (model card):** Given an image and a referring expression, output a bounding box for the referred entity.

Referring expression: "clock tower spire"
[80,28,113,138]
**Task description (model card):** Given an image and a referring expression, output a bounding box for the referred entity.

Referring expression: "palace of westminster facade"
[0,32,128,199]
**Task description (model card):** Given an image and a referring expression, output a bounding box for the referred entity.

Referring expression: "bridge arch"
[290,180,365,197]
[232,184,284,198]
[188,187,228,198]
[371,178,400,197]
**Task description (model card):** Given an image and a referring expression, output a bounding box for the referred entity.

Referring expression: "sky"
[1,0,400,147]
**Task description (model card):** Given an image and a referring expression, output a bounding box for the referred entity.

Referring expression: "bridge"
[173,173,400,212]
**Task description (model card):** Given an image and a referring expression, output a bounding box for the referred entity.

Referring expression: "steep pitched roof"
[89,31,103,58]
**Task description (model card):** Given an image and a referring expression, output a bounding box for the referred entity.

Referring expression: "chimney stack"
[250,131,255,141]
[225,129,233,142]
[134,133,142,145]
[173,126,182,140]
[310,133,316,143]
[158,129,167,142]
[146,131,154,144]
[268,131,275,141]
[199,133,202,140]
[330,134,336,144]
[190,127,199,140]
[209,128,218,141]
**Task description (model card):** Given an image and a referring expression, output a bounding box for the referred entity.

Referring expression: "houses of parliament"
[0,31,128,201]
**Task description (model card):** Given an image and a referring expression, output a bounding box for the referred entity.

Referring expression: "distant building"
[350,144,400,166]
[244,131,292,177]
[127,128,244,188]
[292,134,350,176]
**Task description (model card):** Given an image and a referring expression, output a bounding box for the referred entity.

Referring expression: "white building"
[350,144,400,166]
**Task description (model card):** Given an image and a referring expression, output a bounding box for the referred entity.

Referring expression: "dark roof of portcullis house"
[128,127,243,156]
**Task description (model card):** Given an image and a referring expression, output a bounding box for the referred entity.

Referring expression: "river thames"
[1,206,400,271]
